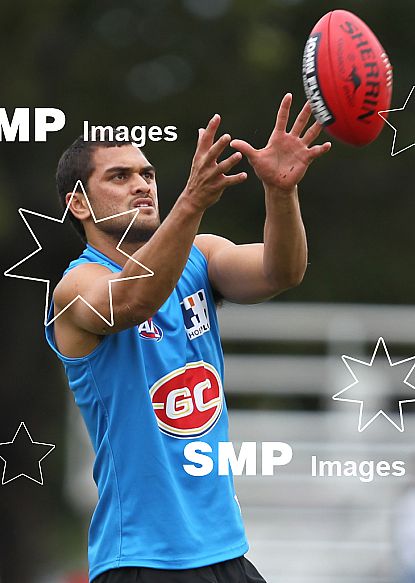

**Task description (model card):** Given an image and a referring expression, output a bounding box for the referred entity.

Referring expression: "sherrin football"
[302,10,393,146]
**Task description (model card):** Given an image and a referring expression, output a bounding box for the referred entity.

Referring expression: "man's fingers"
[222,172,248,187]
[206,133,232,163]
[308,141,332,160]
[216,151,242,175]
[302,121,322,146]
[290,101,312,137]
[198,114,221,152]
[230,139,257,163]
[272,93,292,135]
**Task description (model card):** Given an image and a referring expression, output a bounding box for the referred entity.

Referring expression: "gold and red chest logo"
[149,361,223,439]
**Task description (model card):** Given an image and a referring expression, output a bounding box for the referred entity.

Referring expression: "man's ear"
[65,190,91,221]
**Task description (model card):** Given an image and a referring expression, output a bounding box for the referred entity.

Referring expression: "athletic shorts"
[92,556,267,583]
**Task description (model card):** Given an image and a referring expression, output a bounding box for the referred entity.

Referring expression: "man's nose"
[132,174,151,194]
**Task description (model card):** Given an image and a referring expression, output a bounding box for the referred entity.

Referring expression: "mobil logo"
[150,361,223,439]
[138,318,163,341]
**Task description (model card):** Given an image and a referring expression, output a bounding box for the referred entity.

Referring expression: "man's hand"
[183,114,247,211]
[230,93,331,192]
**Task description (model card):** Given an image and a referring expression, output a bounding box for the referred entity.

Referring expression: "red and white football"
[302,10,393,146]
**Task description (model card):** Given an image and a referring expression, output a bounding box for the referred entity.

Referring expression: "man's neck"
[86,233,146,267]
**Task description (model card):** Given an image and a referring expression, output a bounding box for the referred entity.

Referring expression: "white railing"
[64,303,415,583]
[218,303,415,583]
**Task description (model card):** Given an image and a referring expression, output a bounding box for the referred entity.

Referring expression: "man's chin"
[122,222,160,244]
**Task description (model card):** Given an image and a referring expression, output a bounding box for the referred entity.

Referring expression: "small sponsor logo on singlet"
[138,318,163,342]
[150,361,223,439]
[180,289,210,340]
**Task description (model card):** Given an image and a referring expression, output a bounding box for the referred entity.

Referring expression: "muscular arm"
[55,199,205,335]
[195,94,330,305]
[53,115,247,344]
[195,184,307,303]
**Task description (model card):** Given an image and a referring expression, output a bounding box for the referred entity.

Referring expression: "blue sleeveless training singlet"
[45,243,248,581]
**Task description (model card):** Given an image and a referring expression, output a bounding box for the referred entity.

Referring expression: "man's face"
[86,144,161,244]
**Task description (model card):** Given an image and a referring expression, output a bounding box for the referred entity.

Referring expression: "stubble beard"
[123,217,161,244]
[97,213,161,246]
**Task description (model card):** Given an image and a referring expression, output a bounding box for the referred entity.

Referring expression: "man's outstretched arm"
[195,94,331,304]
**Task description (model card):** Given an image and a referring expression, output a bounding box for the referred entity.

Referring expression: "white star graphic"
[4,180,154,326]
[332,337,415,432]
[0,422,55,485]
[378,85,415,156]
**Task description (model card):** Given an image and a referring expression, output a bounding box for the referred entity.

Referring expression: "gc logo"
[150,361,223,439]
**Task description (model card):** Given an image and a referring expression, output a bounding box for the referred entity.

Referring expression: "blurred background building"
[1,0,415,581]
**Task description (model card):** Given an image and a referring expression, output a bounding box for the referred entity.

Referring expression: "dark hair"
[56,136,129,241]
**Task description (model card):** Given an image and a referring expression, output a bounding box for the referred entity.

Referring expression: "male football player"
[46,94,330,583]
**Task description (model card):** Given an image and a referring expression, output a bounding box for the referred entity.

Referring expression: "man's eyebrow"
[104,164,156,175]
[141,164,156,174]
[104,165,132,175]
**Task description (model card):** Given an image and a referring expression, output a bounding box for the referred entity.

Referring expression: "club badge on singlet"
[150,360,223,439]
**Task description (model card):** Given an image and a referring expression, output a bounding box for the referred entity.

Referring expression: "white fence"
[64,303,415,583]
[220,303,415,583]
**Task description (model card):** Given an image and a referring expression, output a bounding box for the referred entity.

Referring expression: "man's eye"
[114,173,127,181]
[143,172,154,180]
